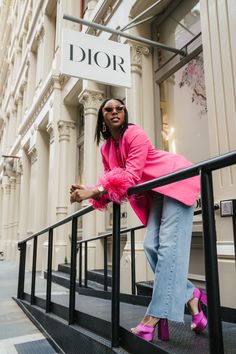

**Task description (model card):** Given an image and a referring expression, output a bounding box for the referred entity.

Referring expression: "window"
[154,0,209,162]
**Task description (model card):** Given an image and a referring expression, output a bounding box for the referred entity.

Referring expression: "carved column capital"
[28,145,38,165]
[9,176,16,191]
[36,26,45,47]
[15,93,23,106]
[78,89,104,114]
[130,44,150,75]
[46,122,54,144]
[3,158,15,177]
[57,120,76,142]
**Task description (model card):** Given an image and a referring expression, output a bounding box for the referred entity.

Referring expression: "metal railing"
[77,224,144,293]
[17,150,236,354]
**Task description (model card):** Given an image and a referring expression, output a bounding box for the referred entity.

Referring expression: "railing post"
[17,242,26,299]
[69,217,78,325]
[104,237,108,291]
[111,203,121,348]
[79,243,82,287]
[84,241,88,287]
[200,170,224,354]
[46,229,53,313]
[31,236,38,305]
[232,201,236,266]
[130,230,136,295]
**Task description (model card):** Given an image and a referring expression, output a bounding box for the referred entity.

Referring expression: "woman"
[70,98,207,342]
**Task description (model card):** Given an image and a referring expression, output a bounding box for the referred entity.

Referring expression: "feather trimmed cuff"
[89,194,110,210]
[98,167,131,204]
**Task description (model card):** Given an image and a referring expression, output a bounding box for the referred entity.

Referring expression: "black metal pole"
[69,217,78,325]
[46,229,53,313]
[200,170,224,354]
[130,230,136,295]
[104,237,108,291]
[79,243,82,287]
[111,203,121,348]
[84,242,88,287]
[31,236,38,305]
[17,242,26,299]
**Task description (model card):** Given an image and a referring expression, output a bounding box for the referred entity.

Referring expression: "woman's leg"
[145,196,194,323]
[143,193,163,273]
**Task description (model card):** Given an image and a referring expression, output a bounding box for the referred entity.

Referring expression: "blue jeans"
[143,193,195,322]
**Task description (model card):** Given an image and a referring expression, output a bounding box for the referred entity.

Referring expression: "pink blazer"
[90,125,200,226]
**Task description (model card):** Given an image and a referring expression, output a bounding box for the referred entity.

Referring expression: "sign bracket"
[63,15,187,57]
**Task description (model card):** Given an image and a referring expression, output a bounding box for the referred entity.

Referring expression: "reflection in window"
[157,0,200,66]
[160,52,209,163]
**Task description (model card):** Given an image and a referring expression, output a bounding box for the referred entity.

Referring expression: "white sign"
[61,28,131,88]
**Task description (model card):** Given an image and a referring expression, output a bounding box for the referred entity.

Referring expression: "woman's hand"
[70,188,96,203]
[70,184,101,203]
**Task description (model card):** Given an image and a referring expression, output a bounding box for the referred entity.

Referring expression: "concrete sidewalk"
[0,260,58,354]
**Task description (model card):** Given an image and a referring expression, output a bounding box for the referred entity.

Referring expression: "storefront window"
[160,52,209,162]
[154,0,209,163]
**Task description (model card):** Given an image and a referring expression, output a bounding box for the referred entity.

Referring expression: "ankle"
[188,297,199,315]
[142,315,159,327]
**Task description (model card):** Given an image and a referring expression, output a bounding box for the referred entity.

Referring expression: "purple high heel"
[190,288,208,333]
[131,319,169,342]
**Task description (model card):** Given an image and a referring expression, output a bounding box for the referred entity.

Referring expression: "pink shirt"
[95,124,200,226]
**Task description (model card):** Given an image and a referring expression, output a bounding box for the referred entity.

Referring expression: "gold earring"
[102,121,107,132]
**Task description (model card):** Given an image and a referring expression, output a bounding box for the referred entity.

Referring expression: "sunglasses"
[103,105,125,113]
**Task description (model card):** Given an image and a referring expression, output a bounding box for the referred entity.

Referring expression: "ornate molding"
[78,89,104,113]
[57,120,76,142]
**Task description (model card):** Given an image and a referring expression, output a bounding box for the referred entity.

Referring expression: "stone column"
[18,152,31,242]
[8,176,16,260]
[57,120,76,219]
[12,168,21,262]
[35,26,45,93]
[126,44,149,126]
[53,120,76,268]
[1,176,10,259]
[17,151,31,269]
[26,51,36,109]
[42,16,55,81]
[11,105,17,145]
[78,89,104,270]
[27,128,50,271]
[16,94,23,136]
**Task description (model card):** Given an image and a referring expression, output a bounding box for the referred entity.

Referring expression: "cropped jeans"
[143,193,195,322]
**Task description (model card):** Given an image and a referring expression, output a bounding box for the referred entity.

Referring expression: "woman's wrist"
[92,185,105,197]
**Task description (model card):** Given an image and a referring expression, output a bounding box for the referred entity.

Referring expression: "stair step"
[87,269,112,287]
[58,263,71,274]
[45,271,111,293]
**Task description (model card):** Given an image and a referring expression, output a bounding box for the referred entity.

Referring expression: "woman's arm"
[97,127,150,203]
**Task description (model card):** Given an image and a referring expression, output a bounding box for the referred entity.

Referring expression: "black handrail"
[16,149,236,354]
[18,205,94,245]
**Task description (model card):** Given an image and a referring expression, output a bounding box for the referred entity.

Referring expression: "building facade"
[0,0,235,308]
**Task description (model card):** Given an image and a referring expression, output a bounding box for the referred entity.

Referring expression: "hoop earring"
[102,121,107,132]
